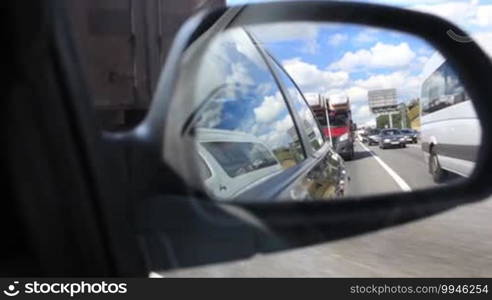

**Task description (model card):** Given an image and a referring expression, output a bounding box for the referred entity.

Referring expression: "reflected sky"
[193,28,304,161]
[247,23,435,127]
[225,0,492,127]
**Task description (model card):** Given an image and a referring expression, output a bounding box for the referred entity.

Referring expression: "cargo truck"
[67,0,225,130]
[311,95,355,160]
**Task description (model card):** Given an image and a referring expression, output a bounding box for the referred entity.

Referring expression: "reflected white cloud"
[353,28,380,45]
[328,33,349,46]
[283,58,349,92]
[254,92,285,123]
[226,1,489,128]
[329,42,416,71]
[258,114,295,148]
[353,104,372,122]
[226,62,254,87]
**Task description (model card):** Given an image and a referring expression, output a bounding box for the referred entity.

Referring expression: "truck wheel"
[429,148,448,183]
[345,146,354,161]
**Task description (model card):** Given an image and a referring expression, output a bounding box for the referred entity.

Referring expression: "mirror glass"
[175,20,482,202]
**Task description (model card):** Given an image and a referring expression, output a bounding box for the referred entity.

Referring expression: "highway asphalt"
[161,140,491,277]
[345,141,438,197]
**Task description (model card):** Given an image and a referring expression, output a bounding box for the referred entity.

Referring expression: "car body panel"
[400,129,418,143]
[420,54,482,177]
[277,144,348,200]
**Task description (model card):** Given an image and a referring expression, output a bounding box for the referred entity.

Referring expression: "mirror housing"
[108,1,492,271]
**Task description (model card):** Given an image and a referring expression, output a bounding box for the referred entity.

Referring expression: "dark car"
[400,128,419,144]
[366,128,381,145]
[379,129,406,149]
[178,24,349,201]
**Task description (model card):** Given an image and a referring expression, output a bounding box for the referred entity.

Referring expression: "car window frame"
[231,28,312,161]
[189,26,335,201]
[185,25,315,200]
[258,45,330,159]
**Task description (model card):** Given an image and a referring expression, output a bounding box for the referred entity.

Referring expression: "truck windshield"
[329,113,348,127]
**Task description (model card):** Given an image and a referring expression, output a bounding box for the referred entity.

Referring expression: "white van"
[194,128,283,200]
[420,52,482,182]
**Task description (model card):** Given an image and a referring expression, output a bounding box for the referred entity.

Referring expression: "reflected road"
[162,140,492,277]
[346,141,437,197]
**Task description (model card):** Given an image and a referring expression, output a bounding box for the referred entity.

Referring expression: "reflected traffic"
[176,19,481,202]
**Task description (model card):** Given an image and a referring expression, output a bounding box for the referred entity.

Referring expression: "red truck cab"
[311,96,355,160]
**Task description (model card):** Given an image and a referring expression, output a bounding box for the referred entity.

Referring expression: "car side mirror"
[116,1,492,272]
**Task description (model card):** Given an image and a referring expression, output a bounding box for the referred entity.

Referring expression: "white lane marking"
[358,142,412,192]
[406,144,420,148]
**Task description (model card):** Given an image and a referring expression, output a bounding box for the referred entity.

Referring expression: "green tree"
[376,113,403,129]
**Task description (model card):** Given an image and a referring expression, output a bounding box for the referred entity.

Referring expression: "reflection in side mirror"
[170,17,483,203]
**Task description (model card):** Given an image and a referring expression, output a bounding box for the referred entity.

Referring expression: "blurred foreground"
[162,195,492,277]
